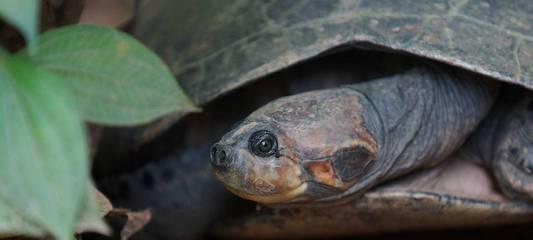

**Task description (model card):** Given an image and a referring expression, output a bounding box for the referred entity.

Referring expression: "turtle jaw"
[224,183,309,204]
[224,180,354,205]
[210,143,308,204]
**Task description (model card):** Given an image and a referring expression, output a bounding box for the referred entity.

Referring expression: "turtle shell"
[97,0,533,235]
[118,0,533,151]
[134,0,532,104]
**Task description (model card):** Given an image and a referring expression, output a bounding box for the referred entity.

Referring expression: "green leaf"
[0,203,44,238]
[0,54,103,240]
[26,24,199,126]
[0,0,39,51]
[0,185,109,239]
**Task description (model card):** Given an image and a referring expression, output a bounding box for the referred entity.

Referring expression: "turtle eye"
[249,130,278,157]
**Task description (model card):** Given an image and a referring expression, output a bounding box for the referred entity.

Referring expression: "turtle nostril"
[217,149,227,163]
[210,144,231,170]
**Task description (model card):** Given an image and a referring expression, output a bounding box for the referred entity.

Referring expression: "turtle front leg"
[464,89,533,200]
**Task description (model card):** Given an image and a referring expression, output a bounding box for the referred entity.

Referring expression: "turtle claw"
[519,155,533,175]
[491,94,533,200]
[494,155,533,200]
[506,146,533,175]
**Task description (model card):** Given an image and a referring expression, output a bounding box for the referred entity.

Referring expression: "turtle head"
[210,89,380,205]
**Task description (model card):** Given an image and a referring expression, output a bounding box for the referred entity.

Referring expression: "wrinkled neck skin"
[325,64,499,202]
[461,87,528,166]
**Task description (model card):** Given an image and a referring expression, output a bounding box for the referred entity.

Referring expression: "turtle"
[94,0,533,239]
[209,54,533,205]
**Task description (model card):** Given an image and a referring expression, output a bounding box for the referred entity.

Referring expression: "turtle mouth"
[224,183,309,204]
[221,154,510,205]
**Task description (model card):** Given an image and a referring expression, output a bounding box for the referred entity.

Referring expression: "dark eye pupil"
[259,139,272,152]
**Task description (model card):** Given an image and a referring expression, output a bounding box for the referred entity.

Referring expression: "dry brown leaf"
[79,0,134,28]
[106,209,152,240]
